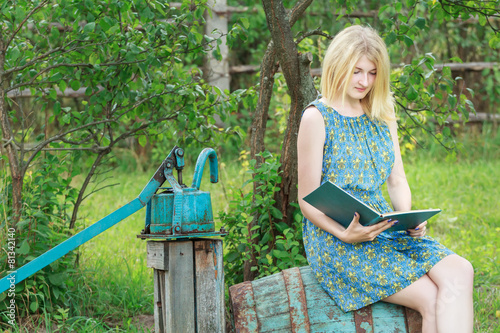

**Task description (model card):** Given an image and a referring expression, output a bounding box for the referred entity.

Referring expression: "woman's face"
[345,55,377,102]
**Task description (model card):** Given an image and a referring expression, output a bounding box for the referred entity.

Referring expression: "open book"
[303,181,441,231]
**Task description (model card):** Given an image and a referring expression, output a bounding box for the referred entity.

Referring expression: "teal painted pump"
[138,146,226,240]
[0,146,225,294]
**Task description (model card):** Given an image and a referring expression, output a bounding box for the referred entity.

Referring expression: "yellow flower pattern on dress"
[302,99,454,312]
[348,254,360,266]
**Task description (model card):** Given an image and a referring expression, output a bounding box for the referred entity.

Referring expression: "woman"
[297,25,474,332]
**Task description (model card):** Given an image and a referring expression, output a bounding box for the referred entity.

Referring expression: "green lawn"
[22,131,500,332]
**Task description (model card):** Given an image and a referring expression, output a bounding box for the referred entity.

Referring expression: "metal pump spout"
[192,148,218,189]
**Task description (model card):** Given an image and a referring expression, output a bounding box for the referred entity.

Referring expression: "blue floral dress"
[302,98,453,312]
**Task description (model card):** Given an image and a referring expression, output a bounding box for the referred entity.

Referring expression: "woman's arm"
[386,120,412,211]
[297,107,394,243]
[386,120,426,237]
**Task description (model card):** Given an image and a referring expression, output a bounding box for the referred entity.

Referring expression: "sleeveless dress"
[302,98,454,312]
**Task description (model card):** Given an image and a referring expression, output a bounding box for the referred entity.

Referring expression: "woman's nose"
[359,74,369,86]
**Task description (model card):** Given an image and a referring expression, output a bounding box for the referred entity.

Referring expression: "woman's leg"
[383,254,474,333]
[427,254,474,332]
[382,274,439,333]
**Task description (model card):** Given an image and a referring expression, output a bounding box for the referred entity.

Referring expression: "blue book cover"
[303,181,441,231]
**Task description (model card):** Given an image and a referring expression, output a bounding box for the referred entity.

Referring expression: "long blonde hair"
[321,25,395,122]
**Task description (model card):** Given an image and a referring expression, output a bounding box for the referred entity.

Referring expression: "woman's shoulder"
[302,97,327,117]
[300,103,326,139]
[301,105,324,128]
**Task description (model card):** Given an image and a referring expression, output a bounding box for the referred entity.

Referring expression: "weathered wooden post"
[138,146,227,333]
[204,0,229,92]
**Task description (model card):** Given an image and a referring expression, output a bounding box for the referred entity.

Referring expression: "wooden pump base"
[147,239,225,333]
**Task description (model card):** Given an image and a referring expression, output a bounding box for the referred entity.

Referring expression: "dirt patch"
[130,314,155,331]
[105,314,155,332]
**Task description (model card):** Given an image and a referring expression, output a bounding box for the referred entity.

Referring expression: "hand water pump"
[0,146,226,293]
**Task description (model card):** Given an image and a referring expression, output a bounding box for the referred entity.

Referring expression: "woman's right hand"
[340,212,397,243]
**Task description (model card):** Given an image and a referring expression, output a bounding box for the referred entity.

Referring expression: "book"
[302,181,441,232]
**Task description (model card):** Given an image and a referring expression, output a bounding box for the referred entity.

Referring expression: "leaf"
[448,94,457,108]
[17,240,30,255]
[400,74,408,85]
[30,301,39,312]
[442,66,452,78]
[272,249,289,259]
[59,80,67,94]
[403,35,414,48]
[414,17,426,29]
[385,31,397,46]
[378,4,389,15]
[49,88,57,100]
[270,206,283,219]
[240,17,250,29]
[48,273,66,286]
[406,85,418,101]
[54,101,61,116]
[488,36,500,49]
[83,22,95,33]
[70,80,80,91]
[260,231,270,245]
[225,251,240,263]
[89,52,99,65]
[99,18,110,32]
[62,113,71,124]
[138,135,147,147]
[478,15,487,26]
[9,47,21,61]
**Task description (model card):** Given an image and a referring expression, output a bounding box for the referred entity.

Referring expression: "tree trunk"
[243,0,316,281]
[0,40,23,225]
[245,41,279,281]
[261,0,317,225]
[274,52,316,226]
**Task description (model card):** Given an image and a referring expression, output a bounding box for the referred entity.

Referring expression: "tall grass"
[12,128,500,331]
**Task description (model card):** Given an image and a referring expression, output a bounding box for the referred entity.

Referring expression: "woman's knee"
[456,256,474,284]
[430,254,474,292]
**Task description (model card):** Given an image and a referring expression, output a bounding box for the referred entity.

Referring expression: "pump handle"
[192,148,218,190]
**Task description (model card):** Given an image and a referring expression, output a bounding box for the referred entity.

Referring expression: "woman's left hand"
[407,221,428,237]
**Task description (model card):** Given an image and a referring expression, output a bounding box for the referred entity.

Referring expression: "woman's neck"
[321,96,365,117]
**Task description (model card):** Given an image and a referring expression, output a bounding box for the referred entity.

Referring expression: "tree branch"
[69,148,110,229]
[23,119,116,174]
[5,0,50,50]
[295,28,334,45]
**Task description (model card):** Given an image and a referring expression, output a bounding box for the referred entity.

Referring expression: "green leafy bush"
[0,152,78,321]
[221,151,307,287]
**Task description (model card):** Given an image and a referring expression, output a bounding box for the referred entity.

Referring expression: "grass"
[7,128,500,331]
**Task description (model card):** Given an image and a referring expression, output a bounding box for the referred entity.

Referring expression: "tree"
[238,0,499,281]
[0,0,247,226]
[0,0,248,315]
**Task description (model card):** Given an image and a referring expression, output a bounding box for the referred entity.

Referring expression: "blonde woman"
[297,25,474,332]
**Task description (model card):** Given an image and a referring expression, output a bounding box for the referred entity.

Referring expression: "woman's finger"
[407,225,427,237]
